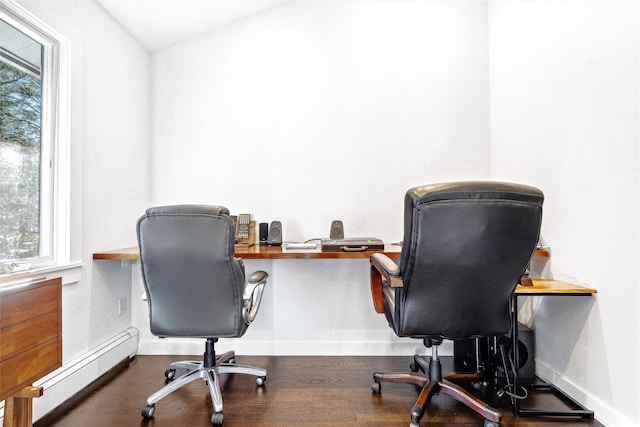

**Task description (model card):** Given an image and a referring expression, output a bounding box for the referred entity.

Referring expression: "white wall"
[151,0,491,243]
[14,0,151,419]
[489,1,639,425]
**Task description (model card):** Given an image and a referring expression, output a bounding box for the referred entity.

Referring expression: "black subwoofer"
[501,323,536,382]
[453,323,535,383]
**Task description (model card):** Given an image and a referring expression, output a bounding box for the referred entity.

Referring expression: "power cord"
[495,342,528,401]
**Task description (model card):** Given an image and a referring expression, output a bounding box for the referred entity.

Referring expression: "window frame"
[0,0,70,276]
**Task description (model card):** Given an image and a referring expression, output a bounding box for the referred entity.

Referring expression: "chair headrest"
[407,181,543,206]
[144,205,230,217]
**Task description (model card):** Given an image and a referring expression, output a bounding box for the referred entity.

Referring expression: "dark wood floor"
[39,355,603,426]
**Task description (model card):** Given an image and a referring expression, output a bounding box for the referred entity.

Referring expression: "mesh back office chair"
[370,182,543,427]
[137,205,268,426]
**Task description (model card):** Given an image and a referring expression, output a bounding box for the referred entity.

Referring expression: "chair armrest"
[369,253,403,314]
[236,257,245,274]
[370,253,403,287]
[243,270,268,323]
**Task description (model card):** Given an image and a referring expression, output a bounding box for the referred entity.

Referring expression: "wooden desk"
[95,245,596,417]
[93,246,559,296]
[515,279,596,296]
[92,246,141,261]
[511,280,596,418]
[93,246,552,262]
[93,244,402,260]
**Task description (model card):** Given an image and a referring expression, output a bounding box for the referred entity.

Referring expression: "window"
[0,1,69,275]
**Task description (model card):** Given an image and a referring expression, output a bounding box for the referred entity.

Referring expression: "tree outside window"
[0,60,42,261]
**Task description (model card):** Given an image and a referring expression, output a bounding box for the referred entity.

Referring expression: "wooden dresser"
[0,277,62,426]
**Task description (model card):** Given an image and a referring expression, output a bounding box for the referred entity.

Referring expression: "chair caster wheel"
[256,376,266,386]
[410,405,424,426]
[164,368,176,384]
[372,381,381,393]
[212,412,224,425]
[409,361,419,372]
[141,404,155,419]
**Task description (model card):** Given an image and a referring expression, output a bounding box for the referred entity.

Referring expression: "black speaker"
[267,221,282,246]
[453,338,490,374]
[330,220,344,239]
[259,222,268,245]
[454,338,483,373]
[454,324,535,383]
[501,323,535,382]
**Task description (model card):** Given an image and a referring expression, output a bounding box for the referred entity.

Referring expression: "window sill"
[0,262,83,288]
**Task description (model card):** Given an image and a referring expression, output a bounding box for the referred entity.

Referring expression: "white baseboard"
[536,359,632,427]
[0,328,139,423]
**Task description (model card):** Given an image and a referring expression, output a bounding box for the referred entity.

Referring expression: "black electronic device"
[230,214,254,246]
[454,338,485,374]
[320,237,384,252]
[259,222,268,245]
[454,323,535,383]
[330,220,344,240]
[499,323,536,382]
[267,221,282,246]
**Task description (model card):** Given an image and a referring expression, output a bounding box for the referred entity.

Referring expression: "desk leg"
[512,295,594,418]
[512,296,521,414]
[2,386,43,427]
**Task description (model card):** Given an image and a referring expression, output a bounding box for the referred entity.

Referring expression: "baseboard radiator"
[0,327,139,423]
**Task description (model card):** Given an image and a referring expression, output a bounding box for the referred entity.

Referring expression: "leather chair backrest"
[397,182,543,339]
[137,205,247,338]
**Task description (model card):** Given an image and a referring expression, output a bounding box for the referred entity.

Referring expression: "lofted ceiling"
[96,0,291,52]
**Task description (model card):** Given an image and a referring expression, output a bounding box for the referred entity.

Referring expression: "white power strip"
[284,242,317,249]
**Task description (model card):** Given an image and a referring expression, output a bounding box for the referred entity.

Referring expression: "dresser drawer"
[0,311,59,362]
[0,338,61,399]
[0,277,62,402]
[0,279,60,329]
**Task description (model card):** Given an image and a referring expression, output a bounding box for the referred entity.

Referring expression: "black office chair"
[370,182,543,427]
[137,205,268,426]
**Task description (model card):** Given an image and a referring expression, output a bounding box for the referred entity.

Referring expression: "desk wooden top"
[518,279,597,295]
[234,244,403,259]
[93,247,595,296]
[93,244,402,260]
[92,246,552,261]
[93,246,141,260]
